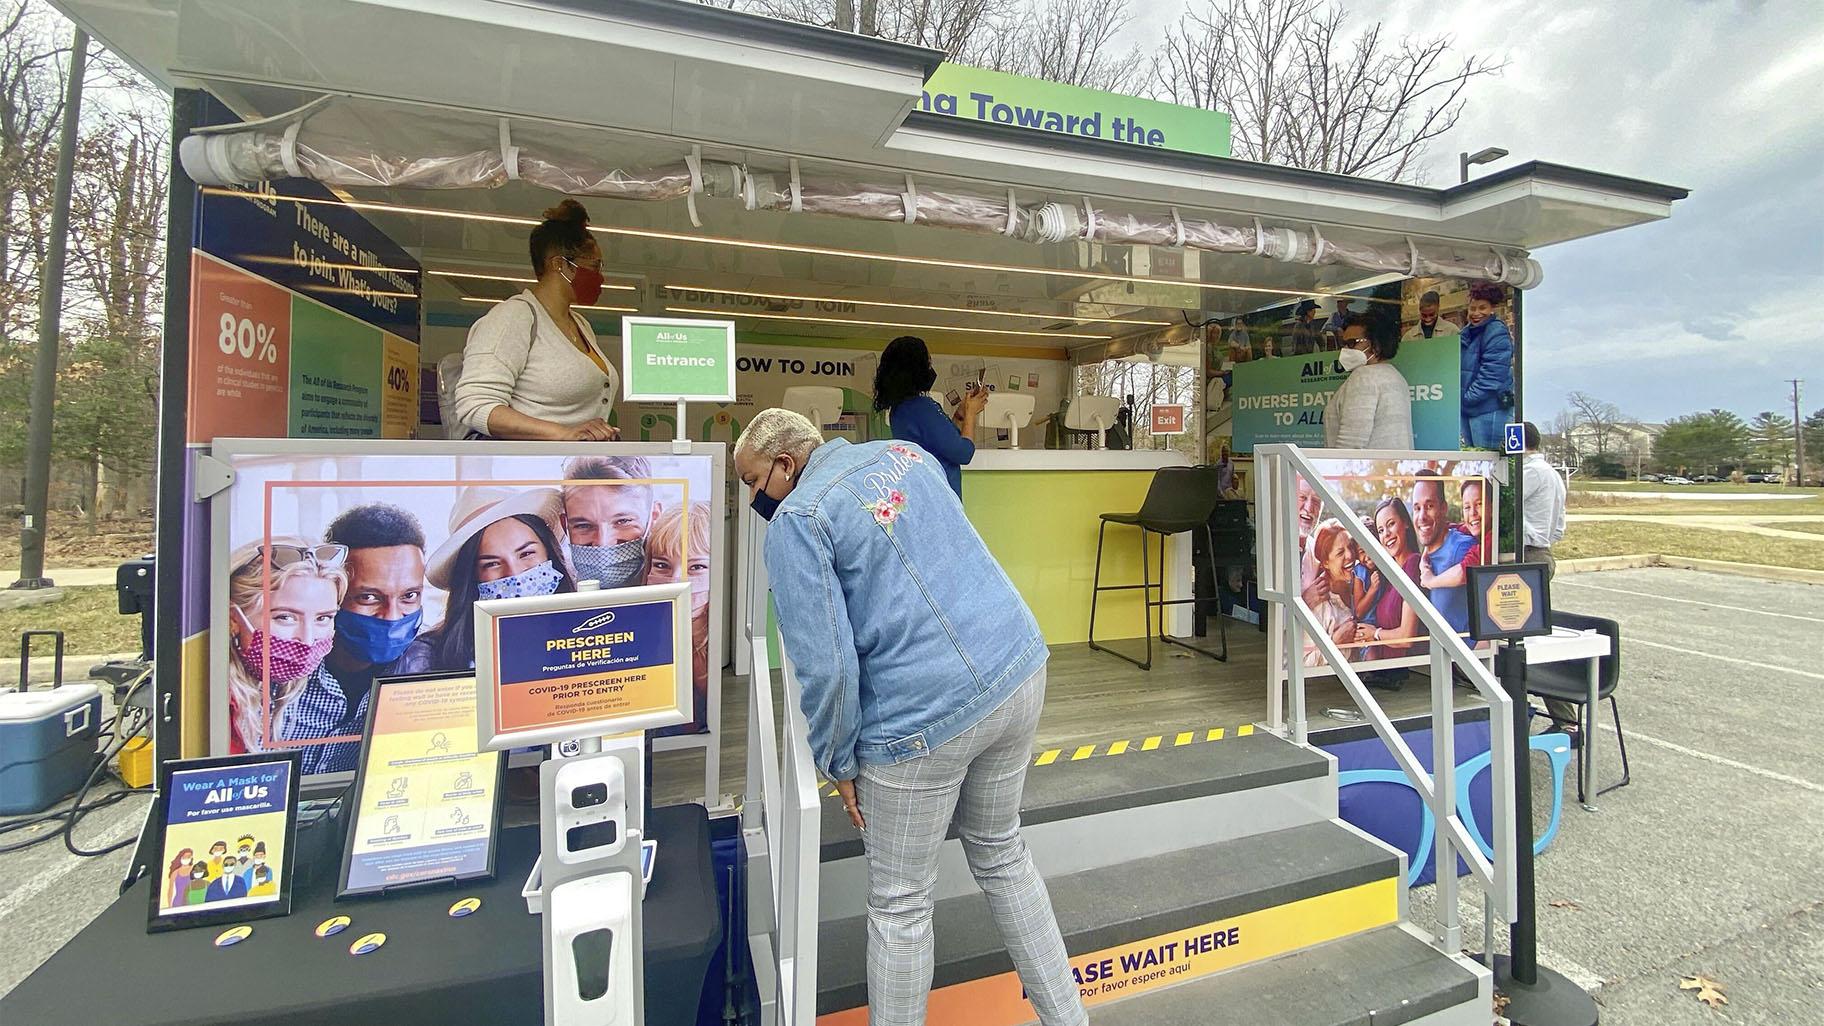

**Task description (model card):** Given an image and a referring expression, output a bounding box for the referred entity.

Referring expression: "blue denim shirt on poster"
[1422,530,1478,636]
[764,438,1047,782]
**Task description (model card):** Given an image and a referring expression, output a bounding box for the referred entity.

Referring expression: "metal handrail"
[1254,443,1518,951]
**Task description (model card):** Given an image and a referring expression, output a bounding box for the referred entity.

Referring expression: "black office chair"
[1526,610,1631,802]
[1088,465,1227,670]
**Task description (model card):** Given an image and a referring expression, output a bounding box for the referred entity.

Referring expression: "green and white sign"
[1229,337,1462,453]
[920,64,1231,158]
[621,316,737,402]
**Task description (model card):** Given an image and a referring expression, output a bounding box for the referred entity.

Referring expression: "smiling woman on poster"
[224,539,347,754]
[449,200,621,441]
[411,487,577,672]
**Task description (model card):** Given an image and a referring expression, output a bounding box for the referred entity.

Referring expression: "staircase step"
[818,731,1330,864]
[1094,926,1487,1026]
[815,820,1401,1022]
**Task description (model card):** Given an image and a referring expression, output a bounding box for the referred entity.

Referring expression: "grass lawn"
[1559,521,1824,571]
[1573,480,1822,495]
[1568,498,1824,516]
[0,586,142,659]
[1769,521,1824,537]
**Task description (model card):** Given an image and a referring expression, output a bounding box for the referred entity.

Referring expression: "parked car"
[1663,475,1694,485]
[1743,473,1769,483]
[1693,474,1721,483]
[1640,473,1662,482]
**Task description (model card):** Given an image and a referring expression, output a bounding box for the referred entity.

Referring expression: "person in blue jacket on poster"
[873,336,985,499]
[1459,281,1515,449]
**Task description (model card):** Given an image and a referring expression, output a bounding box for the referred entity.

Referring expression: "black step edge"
[816,819,1397,1014]
[819,731,1328,862]
[1093,926,1480,1026]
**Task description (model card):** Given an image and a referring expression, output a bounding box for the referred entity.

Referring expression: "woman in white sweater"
[1324,312,1414,450]
[450,200,622,441]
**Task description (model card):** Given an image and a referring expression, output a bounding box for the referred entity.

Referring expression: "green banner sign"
[920,64,1231,158]
[1229,337,1462,453]
[621,317,737,402]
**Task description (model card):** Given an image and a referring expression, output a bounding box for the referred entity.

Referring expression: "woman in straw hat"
[408,486,576,672]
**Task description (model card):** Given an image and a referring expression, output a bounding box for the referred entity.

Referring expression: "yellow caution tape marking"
[1108,740,1130,756]
[1142,736,1163,751]
[1175,732,1194,747]
[1071,745,1097,762]
[1206,728,1224,742]
[1035,749,1062,767]
[1027,725,1254,766]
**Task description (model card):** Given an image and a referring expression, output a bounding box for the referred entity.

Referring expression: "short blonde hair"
[645,502,713,571]
[733,408,822,465]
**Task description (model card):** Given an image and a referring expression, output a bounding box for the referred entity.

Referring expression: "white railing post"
[1278,457,1308,744]
[1430,640,1461,952]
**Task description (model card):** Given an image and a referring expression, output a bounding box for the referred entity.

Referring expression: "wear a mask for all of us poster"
[217,450,717,776]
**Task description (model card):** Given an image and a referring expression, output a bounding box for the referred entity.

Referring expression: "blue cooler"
[0,684,103,815]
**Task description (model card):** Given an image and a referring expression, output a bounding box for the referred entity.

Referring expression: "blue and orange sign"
[489,599,679,736]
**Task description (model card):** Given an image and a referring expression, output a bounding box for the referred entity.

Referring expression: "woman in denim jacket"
[736,408,1085,1026]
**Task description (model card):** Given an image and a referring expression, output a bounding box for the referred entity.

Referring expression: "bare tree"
[1565,391,1623,458]
[1012,0,1147,92]
[1153,0,1502,181]
[0,1,69,345]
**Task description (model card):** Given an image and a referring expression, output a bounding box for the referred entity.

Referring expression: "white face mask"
[1338,347,1369,372]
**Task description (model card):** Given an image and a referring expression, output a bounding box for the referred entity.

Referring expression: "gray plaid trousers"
[856,667,1087,1026]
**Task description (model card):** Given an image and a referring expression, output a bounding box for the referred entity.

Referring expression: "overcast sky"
[1126,0,1824,426]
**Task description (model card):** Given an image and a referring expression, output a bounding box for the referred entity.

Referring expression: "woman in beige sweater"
[1324,312,1414,450]
[450,200,622,441]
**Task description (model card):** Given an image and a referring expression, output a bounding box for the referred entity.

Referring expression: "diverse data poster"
[1229,338,1461,454]
[338,673,502,897]
[1293,454,1500,677]
[211,442,724,778]
[149,753,299,932]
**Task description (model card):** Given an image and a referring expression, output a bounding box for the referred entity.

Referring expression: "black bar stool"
[1088,465,1229,670]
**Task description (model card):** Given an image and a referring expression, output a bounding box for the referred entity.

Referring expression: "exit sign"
[1151,404,1186,435]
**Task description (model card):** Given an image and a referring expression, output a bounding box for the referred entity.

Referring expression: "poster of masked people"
[1294,455,1499,678]
[211,442,723,776]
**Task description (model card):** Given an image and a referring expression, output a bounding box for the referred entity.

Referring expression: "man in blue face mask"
[289,504,433,775]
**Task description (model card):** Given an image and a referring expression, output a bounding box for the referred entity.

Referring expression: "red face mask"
[563,258,604,306]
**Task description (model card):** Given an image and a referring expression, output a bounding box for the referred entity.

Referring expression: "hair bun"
[542,198,591,224]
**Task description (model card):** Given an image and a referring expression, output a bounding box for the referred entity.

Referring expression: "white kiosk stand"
[474,580,695,1026]
[781,385,845,433]
[981,392,1037,449]
[1064,395,1121,449]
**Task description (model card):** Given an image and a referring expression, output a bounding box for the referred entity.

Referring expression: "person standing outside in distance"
[1324,312,1414,450]
[735,409,1084,1026]
[1412,473,1475,636]
[450,199,622,441]
[873,336,985,499]
[1521,421,1575,728]
[1458,282,1515,450]
[1404,290,1460,341]
[292,504,434,774]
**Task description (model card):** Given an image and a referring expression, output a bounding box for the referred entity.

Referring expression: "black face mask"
[921,368,938,392]
[750,462,785,522]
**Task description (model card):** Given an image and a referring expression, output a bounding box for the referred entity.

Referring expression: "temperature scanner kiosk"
[981,392,1038,449]
[1063,395,1122,449]
[781,385,846,432]
[474,580,695,1026]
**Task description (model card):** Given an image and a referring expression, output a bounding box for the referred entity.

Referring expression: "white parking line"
[1555,579,1824,624]
[0,805,143,925]
[1624,636,1824,682]
[1599,722,1824,795]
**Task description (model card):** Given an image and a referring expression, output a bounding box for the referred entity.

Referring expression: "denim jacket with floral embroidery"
[764,438,1047,781]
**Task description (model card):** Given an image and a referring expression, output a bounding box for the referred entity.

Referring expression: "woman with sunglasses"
[448,199,622,441]
[224,539,348,756]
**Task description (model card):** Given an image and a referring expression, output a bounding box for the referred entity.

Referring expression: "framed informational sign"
[1289,451,1501,679]
[337,673,503,899]
[1150,404,1186,435]
[474,582,694,750]
[1466,563,1552,643]
[621,316,736,402]
[147,752,301,933]
[208,441,726,796]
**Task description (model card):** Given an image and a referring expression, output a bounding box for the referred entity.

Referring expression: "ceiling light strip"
[430,269,637,291]
[460,296,640,314]
[663,306,1108,340]
[661,283,1170,326]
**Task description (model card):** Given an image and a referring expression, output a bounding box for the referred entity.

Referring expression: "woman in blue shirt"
[872,336,986,497]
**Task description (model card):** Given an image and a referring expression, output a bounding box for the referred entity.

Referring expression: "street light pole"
[1459,146,1510,184]
[12,27,88,591]
[1792,379,1806,487]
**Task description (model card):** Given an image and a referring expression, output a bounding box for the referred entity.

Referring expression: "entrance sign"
[1466,563,1552,642]
[1150,404,1186,435]
[1503,422,1526,455]
[337,673,504,898]
[621,316,736,402]
[474,582,694,750]
[920,64,1232,159]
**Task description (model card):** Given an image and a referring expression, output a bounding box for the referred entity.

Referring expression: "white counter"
[965,450,1193,472]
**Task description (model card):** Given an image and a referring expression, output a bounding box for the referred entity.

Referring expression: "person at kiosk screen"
[873,335,985,499]
[224,539,347,757]
[736,408,1087,1026]
[449,199,622,441]
[644,502,712,710]
[410,487,577,673]
[560,455,658,589]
